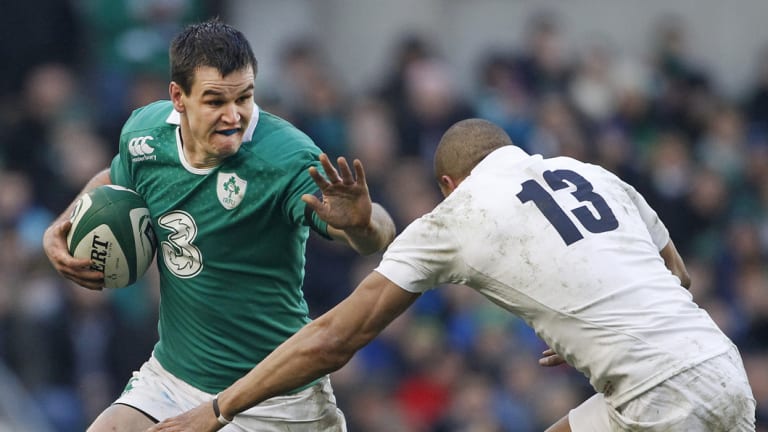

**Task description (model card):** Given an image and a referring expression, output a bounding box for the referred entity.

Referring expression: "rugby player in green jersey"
[42,19,395,432]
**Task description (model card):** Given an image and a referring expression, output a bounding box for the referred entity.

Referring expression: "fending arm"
[303,153,396,255]
[218,272,418,418]
[146,272,420,432]
[326,202,396,255]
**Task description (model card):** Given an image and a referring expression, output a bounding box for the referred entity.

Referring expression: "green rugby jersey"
[110,100,329,393]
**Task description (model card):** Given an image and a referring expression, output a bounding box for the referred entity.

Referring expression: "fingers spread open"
[319,153,341,184]
[353,159,367,185]
[308,166,331,189]
[336,157,355,185]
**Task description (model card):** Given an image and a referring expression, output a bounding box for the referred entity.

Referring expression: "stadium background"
[1,0,767,430]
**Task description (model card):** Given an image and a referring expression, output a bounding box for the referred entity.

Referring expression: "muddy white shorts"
[114,354,347,431]
[569,345,756,431]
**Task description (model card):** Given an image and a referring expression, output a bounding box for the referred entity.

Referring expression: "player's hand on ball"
[538,348,566,367]
[43,219,105,290]
[302,153,373,230]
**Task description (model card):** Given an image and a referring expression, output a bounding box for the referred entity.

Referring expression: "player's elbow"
[305,317,369,372]
[305,306,383,371]
[671,258,691,289]
[310,330,359,372]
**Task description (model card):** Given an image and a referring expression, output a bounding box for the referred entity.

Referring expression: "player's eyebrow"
[201,83,254,98]
[201,89,223,97]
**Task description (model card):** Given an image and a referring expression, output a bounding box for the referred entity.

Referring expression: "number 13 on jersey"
[517,169,618,245]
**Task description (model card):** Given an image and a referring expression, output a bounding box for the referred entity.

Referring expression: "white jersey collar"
[472,145,532,174]
[167,103,260,175]
[165,103,260,142]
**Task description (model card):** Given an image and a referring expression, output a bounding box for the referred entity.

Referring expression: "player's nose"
[222,103,240,124]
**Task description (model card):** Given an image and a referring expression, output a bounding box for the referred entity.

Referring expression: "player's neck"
[179,129,222,169]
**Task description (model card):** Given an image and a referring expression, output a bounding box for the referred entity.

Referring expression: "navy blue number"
[517,179,584,245]
[517,169,618,245]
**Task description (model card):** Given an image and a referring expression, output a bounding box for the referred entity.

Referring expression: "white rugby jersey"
[375,146,733,406]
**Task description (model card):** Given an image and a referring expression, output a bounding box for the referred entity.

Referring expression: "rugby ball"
[67,185,157,288]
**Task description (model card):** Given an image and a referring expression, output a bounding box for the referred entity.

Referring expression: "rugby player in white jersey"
[150,118,756,432]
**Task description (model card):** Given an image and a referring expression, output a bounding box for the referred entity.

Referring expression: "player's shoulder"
[548,156,618,180]
[251,110,314,146]
[122,100,175,134]
[245,109,321,168]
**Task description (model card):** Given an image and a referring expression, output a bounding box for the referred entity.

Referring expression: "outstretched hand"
[302,153,373,231]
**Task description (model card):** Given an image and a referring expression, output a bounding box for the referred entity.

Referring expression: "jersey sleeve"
[303,190,331,240]
[374,208,463,293]
[282,148,330,238]
[621,179,670,250]
[109,153,132,188]
[109,105,153,190]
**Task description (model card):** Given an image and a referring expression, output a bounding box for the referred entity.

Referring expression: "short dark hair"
[169,18,258,94]
[434,118,512,181]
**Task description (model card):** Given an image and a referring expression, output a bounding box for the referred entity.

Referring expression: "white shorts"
[114,354,347,432]
[569,346,756,431]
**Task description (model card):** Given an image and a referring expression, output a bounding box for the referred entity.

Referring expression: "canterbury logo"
[129,136,155,157]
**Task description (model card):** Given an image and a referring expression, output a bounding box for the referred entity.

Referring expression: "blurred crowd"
[1,1,766,431]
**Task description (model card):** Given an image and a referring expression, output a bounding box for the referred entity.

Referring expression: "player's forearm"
[216,315,360,419]
[342,203,396,255]
[53,168,112,222]
[660,240,691,289]
[215,274,400,419]
[216,273,414,420]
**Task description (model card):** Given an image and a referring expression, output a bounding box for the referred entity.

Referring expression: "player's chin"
[212,130,243,152]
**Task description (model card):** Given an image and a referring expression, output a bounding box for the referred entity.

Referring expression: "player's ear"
[169,82,185,113]
[438,175,457,198]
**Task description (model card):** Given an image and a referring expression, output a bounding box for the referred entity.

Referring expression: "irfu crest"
[217,172,247,210]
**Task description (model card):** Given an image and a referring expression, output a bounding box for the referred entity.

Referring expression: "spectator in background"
[0,64,92,213]
[75,0,216,141]
[635,130,695,254]
[744,44,768,136]
[526,93,587,160]
[0,1,80,107]
[376,34,435,119]
[474,51,534,150]
[591,125,642,186]
[397,57,476,164]
[274,37,327,120]
[511,10,573,98]
[648,13,715,144]
[695,103,748,188]
[568,36,618,128]
[374,34,476,165]
[267,37,350,160]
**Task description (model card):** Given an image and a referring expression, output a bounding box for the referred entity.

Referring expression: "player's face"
[171,66,255,168]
